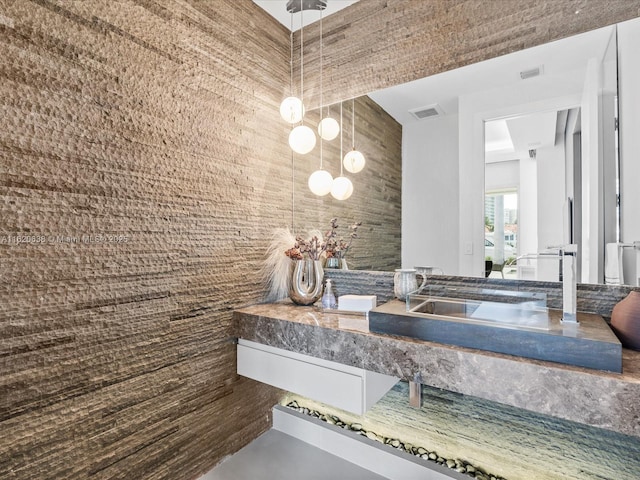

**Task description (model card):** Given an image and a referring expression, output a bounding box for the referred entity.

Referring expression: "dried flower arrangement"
[263,218,361,301]
[283,218,361,261]
[284,219,338,260]
[325,219,361,260]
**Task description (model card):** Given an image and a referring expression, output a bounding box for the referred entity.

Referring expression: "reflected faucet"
[559,244,578,324]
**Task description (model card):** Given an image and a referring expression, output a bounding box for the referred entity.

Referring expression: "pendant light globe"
[308,169,334,196]
[330,176,353,200]
[318,116,340,140]
[280,96,304,124]
[343,149,365,173]
[289,125,316,154]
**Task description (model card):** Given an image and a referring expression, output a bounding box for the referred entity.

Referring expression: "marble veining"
[235,301,640,438]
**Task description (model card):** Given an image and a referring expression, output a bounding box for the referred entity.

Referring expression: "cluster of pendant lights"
[279,3,365,201]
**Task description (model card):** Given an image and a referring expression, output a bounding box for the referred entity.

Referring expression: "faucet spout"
[561,244,578,324]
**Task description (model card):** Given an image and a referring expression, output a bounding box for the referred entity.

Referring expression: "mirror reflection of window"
[485,191,518,279]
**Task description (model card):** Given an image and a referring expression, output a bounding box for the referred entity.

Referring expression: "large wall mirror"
[358,17,640,286]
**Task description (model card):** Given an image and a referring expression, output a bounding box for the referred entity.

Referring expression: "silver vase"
[289,259,324,305]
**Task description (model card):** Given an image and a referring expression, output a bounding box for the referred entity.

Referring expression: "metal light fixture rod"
[287,0,327,13]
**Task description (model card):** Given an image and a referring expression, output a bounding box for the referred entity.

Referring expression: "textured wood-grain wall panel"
[0,0,293,478]
[2,0,639,479]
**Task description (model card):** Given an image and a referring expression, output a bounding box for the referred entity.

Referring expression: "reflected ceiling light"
[331,102,353,200]
[318,109,339,140]
[343,149,365,173]
[331,175,353,200]
[343,98,366,173]
[316,10,339,143]
[316,15,339,143]
[280,96,304,124]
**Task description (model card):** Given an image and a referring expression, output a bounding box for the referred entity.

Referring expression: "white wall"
[580,57,602,283]
[519,156,538,259]
[402,114,459,274]
[618,17,640,286]
[536,141,567,280]
[536,141,567,251]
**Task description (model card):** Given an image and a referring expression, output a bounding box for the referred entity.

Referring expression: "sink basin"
[369,298,622,373]
[412,297,476,316]
[408,296,550,331]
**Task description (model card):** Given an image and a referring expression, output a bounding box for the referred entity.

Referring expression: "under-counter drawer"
[237,339,398,415]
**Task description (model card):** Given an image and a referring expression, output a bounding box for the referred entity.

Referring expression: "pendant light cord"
[351,98,356,149]
[290,13,295,232]
[319,10,323,118]
[291,12,295,233]
[289,15,294,97]
[299,8,304,124]
[340,102,344,175]
[319,9,323,169]
[291,149,295,232]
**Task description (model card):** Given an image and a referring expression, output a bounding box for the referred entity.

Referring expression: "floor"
[199,429,389,480]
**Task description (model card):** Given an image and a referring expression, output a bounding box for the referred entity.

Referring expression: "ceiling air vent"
[409,103,444,120]
[520,65,543,80]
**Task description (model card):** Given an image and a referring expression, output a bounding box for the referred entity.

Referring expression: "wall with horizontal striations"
[0,1,292,478]
[0,0,401,478]
[2,0,640,479]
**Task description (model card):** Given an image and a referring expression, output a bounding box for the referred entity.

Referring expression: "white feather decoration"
[262,228,296,301]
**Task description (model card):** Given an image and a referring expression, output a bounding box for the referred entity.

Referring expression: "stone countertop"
[234,301,640,438]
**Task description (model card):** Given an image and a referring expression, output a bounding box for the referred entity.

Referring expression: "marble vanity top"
[234,300,640,438]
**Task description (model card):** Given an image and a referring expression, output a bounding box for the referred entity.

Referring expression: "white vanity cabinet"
[237,339,399,415]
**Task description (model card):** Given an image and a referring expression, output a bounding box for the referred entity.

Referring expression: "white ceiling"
[252,0,359,30]
[368,25,615,126]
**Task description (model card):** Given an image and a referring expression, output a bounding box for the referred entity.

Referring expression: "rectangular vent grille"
[409,104,443,120]
[520,65,543,80]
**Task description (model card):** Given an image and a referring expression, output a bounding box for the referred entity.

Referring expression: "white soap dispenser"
[321,279,337,309]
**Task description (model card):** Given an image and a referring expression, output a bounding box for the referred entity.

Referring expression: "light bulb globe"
[318,117,340,141]
[289,125,316,154]
[279,96,304,124]
[343,149,366,173]
[308,169,334,196]
[331,176,353,200]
